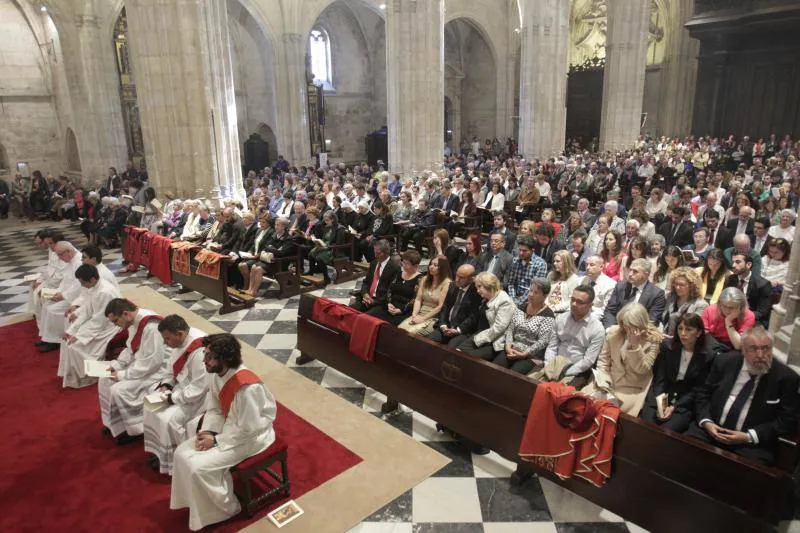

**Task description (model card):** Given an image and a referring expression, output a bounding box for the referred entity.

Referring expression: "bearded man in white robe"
[99,298,166,444]
[29,230,67,321]
[144,315,208,475]
[36,241,83,353]
[57,265,121,388]
[171,333,276,531]
[62,244,120,324]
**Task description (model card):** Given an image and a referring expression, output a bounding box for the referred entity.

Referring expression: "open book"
[238,251,255,260]
[84,360,113,378]
[40,288,59,300]
[150,198,163,209]
[144,391,169,412]
[347,225,359,235]
[655,393,670,419]
[24,273,42,283]
[311,236,326,248]
[131,206,146,214]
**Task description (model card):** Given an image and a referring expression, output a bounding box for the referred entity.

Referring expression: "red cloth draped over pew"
[122,227,173,284]
[518,382,620,487]
[311,297,386,362]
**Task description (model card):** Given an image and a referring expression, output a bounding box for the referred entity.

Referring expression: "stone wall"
[0,0,63,176]
[642,66,662,137]
[460,26,497,142]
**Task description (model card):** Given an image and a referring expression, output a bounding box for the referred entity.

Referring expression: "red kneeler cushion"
[235,436,288,471]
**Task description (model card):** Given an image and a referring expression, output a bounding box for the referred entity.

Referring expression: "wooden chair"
[231,436,290,517]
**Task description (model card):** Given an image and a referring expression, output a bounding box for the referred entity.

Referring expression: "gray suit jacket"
[480,250,513,281]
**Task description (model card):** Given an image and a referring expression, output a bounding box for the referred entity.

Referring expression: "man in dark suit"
[488,212,516,252]
[434,182,461,214]
[213,208,246,255]
[533,223,565,269]
[724,250,772,326]
[658,206,693,248]
[750,217,771,257]
[699,208,733,251]
[686,327,800,466]
[428,264,481,347]
[352,239,401,313]
[603,258,666,328]
[726,206,755,238]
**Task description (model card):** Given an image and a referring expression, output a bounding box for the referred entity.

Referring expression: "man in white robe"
[57,265,122,388]
[37,241,83,352]
[171,333,277,531]
[99,298,166,444]
[29,230,67,322]
[64,244,120,316]
[144,315,208,475]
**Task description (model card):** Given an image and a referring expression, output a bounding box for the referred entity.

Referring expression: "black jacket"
[359,256,401,308]
[218,220,246,254]
[435,283,482,335]
[695,351,800,446]
[239,222,259,252]
[723,273,772,325]
[658,220,694,248]
[603,280,666,328]
[647,339,714,412]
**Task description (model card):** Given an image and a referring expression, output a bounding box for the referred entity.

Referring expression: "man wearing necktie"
[687,326,800,466]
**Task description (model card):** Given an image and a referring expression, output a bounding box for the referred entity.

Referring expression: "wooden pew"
[171,247,255,315]
[296,293,795,533]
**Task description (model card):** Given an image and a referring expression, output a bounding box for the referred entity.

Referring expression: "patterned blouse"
[504,307,556,359]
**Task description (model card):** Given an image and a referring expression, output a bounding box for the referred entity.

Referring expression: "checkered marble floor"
[0,221,657,533]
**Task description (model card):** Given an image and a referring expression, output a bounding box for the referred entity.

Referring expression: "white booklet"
[144,391,169,412]
[238,251,255,260]
[150,198,163,209]
[24,274,42,283]
[131,205,146,213]
[40,288,59,300]
[84,360,113,378]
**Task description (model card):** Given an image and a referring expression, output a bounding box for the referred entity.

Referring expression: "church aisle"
[0,222,661,533]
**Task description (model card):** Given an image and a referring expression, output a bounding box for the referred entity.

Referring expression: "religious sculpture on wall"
[568,0,666,68]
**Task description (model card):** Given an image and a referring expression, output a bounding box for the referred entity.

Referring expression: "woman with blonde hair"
[660,266,708,337]
[398,255,452,336]
[545,250,582,313]
[511,219,536,257]
[456,272,515,360]
[589,303,664,415]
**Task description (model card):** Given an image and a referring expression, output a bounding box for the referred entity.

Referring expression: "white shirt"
[677,349,693,381]
[631,282,647,304]
[753,235,769,254]
[768,225,795,243]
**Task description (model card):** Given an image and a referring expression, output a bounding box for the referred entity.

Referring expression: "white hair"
[604,200,619,212]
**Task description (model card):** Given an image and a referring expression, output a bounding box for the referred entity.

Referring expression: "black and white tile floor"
[6,221,782,533]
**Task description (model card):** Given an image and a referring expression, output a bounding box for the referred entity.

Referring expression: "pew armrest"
[775,437,800,474]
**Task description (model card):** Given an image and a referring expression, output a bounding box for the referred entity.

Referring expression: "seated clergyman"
[57,264,122,388]
[99,298,166,444]
[171,333,277,531]
[143,315,208,475]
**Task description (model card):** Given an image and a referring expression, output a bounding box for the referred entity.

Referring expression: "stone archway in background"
[65,128,82,173]
[257,124,279,163]
[445,18,498,149]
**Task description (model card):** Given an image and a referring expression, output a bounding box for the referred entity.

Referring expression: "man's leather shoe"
[38,342,60,353]
[116,434,142,446]
[295,353,315,365]
[34,340,47,347]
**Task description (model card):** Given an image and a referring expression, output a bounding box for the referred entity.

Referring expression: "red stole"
[219,369,262,417]
[172,337,206,379]
[131,314,164,354]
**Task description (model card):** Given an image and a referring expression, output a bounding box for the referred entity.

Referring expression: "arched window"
[309,28,333,90]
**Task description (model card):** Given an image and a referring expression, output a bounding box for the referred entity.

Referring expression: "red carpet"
[0,320,362,532]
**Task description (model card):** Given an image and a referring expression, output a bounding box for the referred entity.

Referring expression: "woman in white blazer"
[481,182,506,212]
[456,272,515,360]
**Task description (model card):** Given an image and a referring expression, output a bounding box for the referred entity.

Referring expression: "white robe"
[39,253,83,343]
[171,366,276,531]
[98,310,166,437]
[144,328,209,475]
[30,248,66,321]
[57,279,122,388]
[71,263,119,308]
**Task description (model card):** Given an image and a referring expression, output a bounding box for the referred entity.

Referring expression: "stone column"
[770,222,800,367]
[518,0,570,160]
[658,0,699,137]
[386,0,445,175]
[599,0,651,152]
[273,33,311,166]
[60,13,128,181]
[124,0,243,201]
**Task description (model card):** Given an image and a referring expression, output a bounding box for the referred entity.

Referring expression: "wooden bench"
[231,436,290,517]
[171,248,256,315]
[295,293,796,533]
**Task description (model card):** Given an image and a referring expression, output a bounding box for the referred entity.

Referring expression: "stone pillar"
[518,0,570,160]
[60,13,128,181]
[599,0,650,152]
[273,33,311,166]
[658,0,699,137]
[124,0,243,201]
[770,222,800,368]
[386,0,445,175]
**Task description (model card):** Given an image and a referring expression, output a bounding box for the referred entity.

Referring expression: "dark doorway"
[566,67,604,147]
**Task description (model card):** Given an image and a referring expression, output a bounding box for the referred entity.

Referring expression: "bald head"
[455,264,476,288]
[734,234,751,252]
[55,242,77,263]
